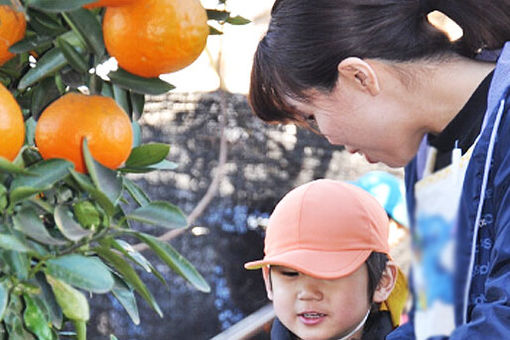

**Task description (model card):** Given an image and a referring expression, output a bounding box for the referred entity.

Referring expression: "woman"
[248,0,510,339]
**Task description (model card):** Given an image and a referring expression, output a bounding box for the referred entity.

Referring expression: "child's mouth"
[298,312,327,325]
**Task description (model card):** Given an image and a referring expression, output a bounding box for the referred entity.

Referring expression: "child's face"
[264,264,371,340]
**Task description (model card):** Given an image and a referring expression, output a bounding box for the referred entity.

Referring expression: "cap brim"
[244,248,372,279]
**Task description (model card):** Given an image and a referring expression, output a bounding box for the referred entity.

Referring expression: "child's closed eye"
[280,269,299,277]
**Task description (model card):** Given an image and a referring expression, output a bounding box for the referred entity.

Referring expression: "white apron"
[412,143,475,340]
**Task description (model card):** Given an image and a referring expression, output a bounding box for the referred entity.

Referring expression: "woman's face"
[264,265,371,340]
[288,76,426,168]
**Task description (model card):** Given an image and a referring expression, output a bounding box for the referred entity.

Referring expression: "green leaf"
[226,15,251,25]
[53,205,93,242]
[46,254,114,293]
[69,170,116,216]
[134,233,210,293]
[72,201,101,229]
[13,207,67,246]
[108,68,175,95]
[23,295,55,340]
[82,139,123,205]
[64,9,105,57]
[30,77,61,120]
[0,183,7,210]
[129,92,145,120]
[208,25,223,35]
[26,0,95,12]
[131,121,141,148]
[18,48,67,91]
[110,335,119,340]
[94,247,162,317]
[45,275,89,321]
[206,9,229,21]
[0,234,32,252]
[0,280,8,322]
[9,159,73,204]
[113,84,130,114]
[111,276,140,325]
[9,35,54,54]
[3,295,36,340]
[35,272,63,329]
[112,239,167,286]
[126,201,187,229]
[55,37,89,73]
[119,159,179,173]
[125,143,170,168]
[0,157,32,175]
[123,178,150,207]
[1,250,30,280]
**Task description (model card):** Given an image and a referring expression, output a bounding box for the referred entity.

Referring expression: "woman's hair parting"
[249,0,510,123]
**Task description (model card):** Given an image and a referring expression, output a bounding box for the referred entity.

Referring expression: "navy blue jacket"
[388,43,510,339]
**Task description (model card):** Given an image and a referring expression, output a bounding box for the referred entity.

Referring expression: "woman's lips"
[298,312,327,325]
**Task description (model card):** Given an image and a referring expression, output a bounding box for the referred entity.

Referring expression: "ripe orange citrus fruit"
[103,0,208,78]
[84,0,136,9]
[0,4,27,66]
[0,83,24,161]
[35,93,133,173]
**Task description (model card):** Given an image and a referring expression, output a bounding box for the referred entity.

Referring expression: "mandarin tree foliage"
[0,0,248,339]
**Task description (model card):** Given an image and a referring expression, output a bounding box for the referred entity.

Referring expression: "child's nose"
[297,281,323,301]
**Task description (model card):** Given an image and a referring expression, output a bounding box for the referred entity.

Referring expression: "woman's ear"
[337,57,381,96]
[373,261,398,303]
[262,267,274,301]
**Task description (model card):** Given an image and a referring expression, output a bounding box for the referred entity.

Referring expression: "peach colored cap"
[244,179,391,279]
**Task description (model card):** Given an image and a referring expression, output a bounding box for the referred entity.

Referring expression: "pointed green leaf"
[45,275,89,321]
[129,92,145,119]
[134,233,210,293]
[26,0,95,12]
[9,35,53,54]
[64,9,105,56]
[111,275,140,325]
[123,178,150,207]
[23,294,55,340]
[0,157,32,175]
[10,159,73,204]
[54,205,92,242]
[111,239,166,285]
[208,25,223,35]
[82,139,123,205]
[226,15,251,25]
[120,159,179,173]
[0,234,32,252]
[126,201,187,229]
[13,207,67,246]
[108,68,175,95]
[18,48,67,91]
[125,143,170,168]
[35,272,63,329]
[113,84,130,114]
[46,254,114,293]
[94,247,162,317]
[55,37,88,73]
[0,280,8,322]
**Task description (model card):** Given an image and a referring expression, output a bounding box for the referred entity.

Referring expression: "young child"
[245,179,407,340]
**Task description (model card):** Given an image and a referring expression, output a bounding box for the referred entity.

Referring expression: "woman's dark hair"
[249,0,510,124]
